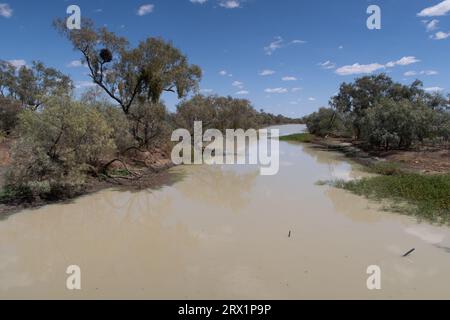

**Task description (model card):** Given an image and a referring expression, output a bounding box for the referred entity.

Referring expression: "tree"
[54,18,202,115]
[330,74,447,139]
[0,60,72,109]
[5,95,116,199]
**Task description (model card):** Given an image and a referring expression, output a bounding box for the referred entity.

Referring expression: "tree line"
[304,74,450,151]
[0,18,297,203]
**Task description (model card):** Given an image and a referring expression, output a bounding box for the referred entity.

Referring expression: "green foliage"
[304,107,350,137]
[367,162,405,176]
[174,95,263,134]
[3,95,116,201]
[336,173,450,224]
[359,99,436,150]
[280,133,314,143]
[0,60,72,109]
[0,97,22,134]
[319,74,450,150]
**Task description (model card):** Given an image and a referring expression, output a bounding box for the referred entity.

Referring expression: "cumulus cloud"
[418,0,450,17]
[308,97,316,101]
[0,3,13,18]
[265,88,288,94]
[335,63,385,76]
[236,90,249,95]
[335,56,420,76]
[282,76,297,81]
[430,31,450,40]
[137,4,154,16]
[67,60,87,68]
[219,0,241,9]
[386,56,420,67]
[259,69,275,76]
[232,81,244,89]
[423,19,440,32]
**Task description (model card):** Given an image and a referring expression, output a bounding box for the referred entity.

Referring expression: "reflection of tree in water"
[177,166,259,212]
[100,168,186,222]
[301,144,363,181]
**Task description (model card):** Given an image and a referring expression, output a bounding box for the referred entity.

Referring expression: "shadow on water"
[0,167,188,222]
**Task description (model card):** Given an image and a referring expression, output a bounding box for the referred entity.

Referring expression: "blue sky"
[1,0,450,117]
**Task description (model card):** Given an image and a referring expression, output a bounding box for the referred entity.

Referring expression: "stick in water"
[403,248,415,257]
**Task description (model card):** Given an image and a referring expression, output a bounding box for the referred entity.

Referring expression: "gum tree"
[54,18,202,115]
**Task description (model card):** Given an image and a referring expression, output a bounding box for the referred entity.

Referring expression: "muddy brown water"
[1,125,450,299]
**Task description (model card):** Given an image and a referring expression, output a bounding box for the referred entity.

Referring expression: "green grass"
[280,133,314,143]
[334,173,450,224]
[366,161,406,176]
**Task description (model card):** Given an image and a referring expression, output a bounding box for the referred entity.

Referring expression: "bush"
[359,99,435,150]
[0,97,22,135]
[305,107,350,137]
[3,95,116,201]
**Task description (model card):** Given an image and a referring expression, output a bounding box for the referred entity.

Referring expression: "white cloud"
[336,56,420,76]
[418,0,450,17]
[67,60,87,68]
[308,97,316,101]
[386,56,420,67]
[319,60,336,69]
[190,0,207,3]
[291,40,306,44]
[75,81,96,89]
[0,3,12,18]
[259,69,275,76]
[431,31,450,40]
[425,86,444,92]
[423,19,439,32]
[404,71,417,77]
[201,88,214,94]
[421,70,438,75]
[264,36,305,55]
[236,90,249,95]
[291,87,302,92]
[405,70,439,77]
[232,81,244,89]
[7,59,26,68]
[265,88,288,94]
[219,70,228,76]
[264,36,283,56]
[338,45,344,50]
[335,63,385,76]
[282,76,297,81]
[137,4,154,16]
[219,0,240,9]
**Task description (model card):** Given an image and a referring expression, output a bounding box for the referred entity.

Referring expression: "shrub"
[305,107,350,137]
[0,97,22,135]
[359,99,435,150]
[3,95,116,201]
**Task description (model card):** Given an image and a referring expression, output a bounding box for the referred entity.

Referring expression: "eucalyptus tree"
[54,18,202,115]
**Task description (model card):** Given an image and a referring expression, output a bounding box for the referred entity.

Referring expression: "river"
[1,124,450,299]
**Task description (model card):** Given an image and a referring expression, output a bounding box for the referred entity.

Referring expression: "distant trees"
[0,60,72,110]
[306,74,450,151]
[54,18,202,115]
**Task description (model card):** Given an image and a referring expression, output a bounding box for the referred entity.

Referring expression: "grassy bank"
[334,162,450,224]
[280,133,314,143]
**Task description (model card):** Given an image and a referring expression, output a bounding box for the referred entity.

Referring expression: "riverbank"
[0,139,175,217]
[281,133,450,224]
